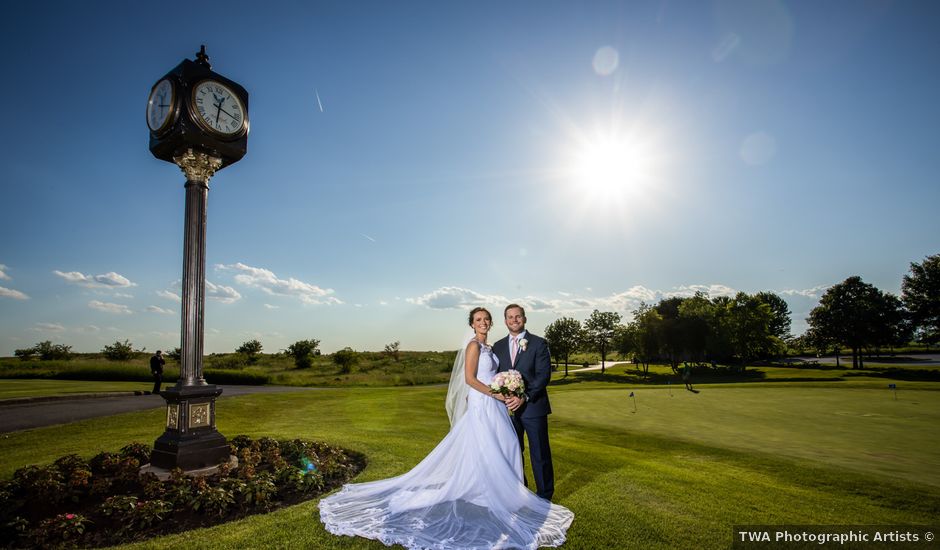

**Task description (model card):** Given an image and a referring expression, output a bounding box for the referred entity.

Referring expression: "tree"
[544,317,581,376]
[102,340,135,361]
[333,347,358,374]
[16,341,72,361]
[755,291,793,341]
[727,292,777,368]
[383,341,401,362]
[167,347,182,362]
[655,297,687,372]
[808,276,905,369]
[236,339,263,363]
[582,310,622,373]
[902,253,940,347]
[286,339,320,369]
[677,293,714,364]
[626,303,662,376]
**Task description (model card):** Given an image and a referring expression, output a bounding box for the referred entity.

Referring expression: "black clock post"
[145,46,249,472]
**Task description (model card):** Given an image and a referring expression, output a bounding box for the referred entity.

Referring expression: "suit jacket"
[494,332,552,418]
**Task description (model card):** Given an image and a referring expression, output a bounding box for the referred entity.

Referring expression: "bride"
[319,307,574,549]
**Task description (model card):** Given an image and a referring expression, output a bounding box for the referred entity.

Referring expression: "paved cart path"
[0,385,319,433]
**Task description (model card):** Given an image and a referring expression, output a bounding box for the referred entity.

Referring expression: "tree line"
[545,253,939,374]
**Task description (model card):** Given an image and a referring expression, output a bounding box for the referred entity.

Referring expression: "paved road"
[0,385,318,433]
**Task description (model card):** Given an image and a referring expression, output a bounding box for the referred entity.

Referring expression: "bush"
[0,436,364,549]
[236,339,263,363]
[29,513,90,547]
[166,347,182,362]
[14,341,73,361]
[332,347,358,374]
[102,340,135,361]
[383,341,401,362]
[286,339,320,369]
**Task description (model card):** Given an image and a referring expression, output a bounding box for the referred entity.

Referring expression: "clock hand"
[216,106,238,120]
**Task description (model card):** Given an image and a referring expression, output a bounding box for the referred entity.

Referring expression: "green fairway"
[1,383,938,549]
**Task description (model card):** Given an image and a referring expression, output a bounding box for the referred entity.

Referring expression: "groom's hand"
[506,396,523,412]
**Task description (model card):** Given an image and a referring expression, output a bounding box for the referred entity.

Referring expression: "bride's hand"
[494,393,506,402]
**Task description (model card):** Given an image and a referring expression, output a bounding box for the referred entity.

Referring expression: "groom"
[494,304,555,500]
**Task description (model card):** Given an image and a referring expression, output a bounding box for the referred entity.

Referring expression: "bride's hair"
[468,307,492,326]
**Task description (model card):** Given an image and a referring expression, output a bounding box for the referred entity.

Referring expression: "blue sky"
[1,0,938,355]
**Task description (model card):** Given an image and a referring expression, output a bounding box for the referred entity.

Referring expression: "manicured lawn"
[1,383,938,549]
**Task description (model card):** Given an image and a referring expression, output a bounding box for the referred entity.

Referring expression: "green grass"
[0,379,148,400]
[1,380,938,549]
[0,350,457,388]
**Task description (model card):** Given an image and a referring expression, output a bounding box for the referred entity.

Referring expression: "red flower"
[65,513,76,520]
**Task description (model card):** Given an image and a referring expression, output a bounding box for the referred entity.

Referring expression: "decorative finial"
[195,45,211,69]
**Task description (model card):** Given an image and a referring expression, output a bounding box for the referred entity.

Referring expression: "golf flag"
[888,384,896,389]
[629,392,634,397]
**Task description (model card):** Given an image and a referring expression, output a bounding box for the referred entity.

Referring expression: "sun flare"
[571,135,656,199]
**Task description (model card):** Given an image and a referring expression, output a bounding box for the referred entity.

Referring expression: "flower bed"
[0,436,365,548]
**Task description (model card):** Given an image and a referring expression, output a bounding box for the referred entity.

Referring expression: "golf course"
[2,363,938,549]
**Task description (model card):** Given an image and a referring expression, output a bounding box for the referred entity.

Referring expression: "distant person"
[150,350,165,395]
[682,362,694,391]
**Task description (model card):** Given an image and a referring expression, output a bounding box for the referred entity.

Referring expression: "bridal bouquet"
[490,370,525,415]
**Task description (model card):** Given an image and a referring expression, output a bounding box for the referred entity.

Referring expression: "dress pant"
[151,372,162,394]
[510,413,554,500]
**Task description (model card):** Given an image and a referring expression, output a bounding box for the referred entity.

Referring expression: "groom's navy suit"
[494,331,555,500]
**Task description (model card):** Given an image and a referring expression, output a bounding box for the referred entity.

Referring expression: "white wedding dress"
[319,341,574,549]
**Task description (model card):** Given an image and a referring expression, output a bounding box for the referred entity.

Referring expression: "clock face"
[146,78,175,133]
[191,80,247,137]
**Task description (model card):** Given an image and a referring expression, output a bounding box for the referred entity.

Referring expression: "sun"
[571,134,656,199]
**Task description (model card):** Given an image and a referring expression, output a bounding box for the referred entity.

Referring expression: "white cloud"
[378,300,389,306]
[206,281,242,304]
[157,290,182,302]
[146,305,175,315]
[780,285,830,299]
[31,322,65,332]
[263,303,280,309]
[88,300,133,314]
[54,270,136,288]
[113,292,135,299]
[0,264,11,280]
[408,286,509,309]
[75,325,101,334]
[0,286,29,300]
[216,262,339,305]
[409,283,742,317]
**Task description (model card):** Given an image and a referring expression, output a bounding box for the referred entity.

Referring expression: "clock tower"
[145,46,248,471]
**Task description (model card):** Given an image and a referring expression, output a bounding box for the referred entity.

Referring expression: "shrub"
[0,435,364,549]
[189,478,234,518]
[29,513,90,547]
[99,495,173,534]
[237,472,278,510]
[120,442,152,465]
[14,341,73,361]
[383,341,401,361]
[236,339,263,363]
[102,340,135,361]
[166,347,182,362]
[13,347,35,361]
[54,455,92,502]
[286,339,320,369]
[333,347,358,374]
[203,368,269,385]
[13,465,65,508]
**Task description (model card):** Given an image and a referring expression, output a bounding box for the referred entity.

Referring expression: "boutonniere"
[518,338,528,352]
